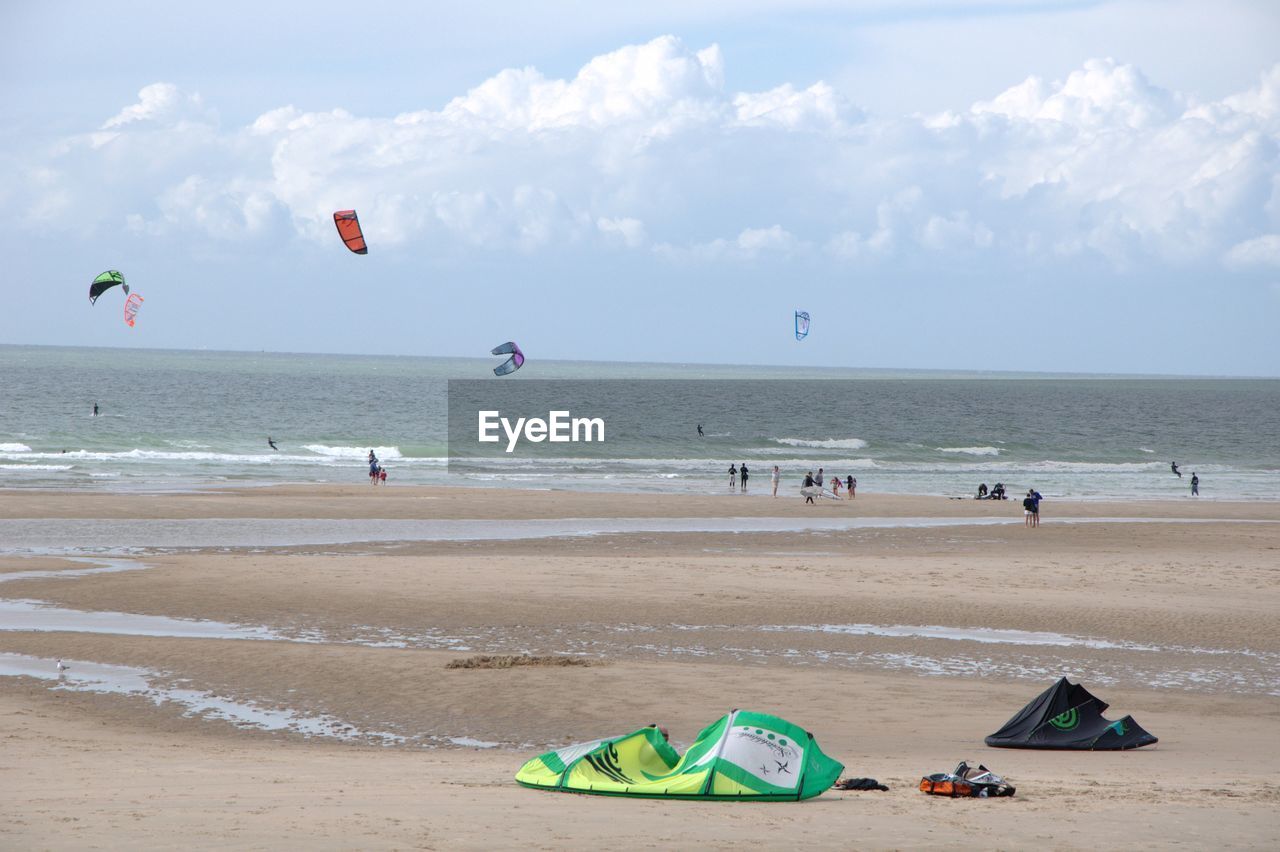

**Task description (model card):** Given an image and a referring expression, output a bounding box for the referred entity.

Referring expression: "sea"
[2,345,1277,500]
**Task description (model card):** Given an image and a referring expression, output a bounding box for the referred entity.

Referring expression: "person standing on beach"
[771,465,780,497]
[1023,492,1036,527]
[728,464,737,490]
[815,468,824,489]
[848,475,856,499]
[368,450,380,485]
[830,476,841,497]
[739,463,749,492]
[1191,472,1199,496]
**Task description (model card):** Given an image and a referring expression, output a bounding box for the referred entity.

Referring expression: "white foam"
[0,443,32,453]
[0,464,73,471]
[303,444,403,459]
[773,437,868,450]
[937,446,1001,456]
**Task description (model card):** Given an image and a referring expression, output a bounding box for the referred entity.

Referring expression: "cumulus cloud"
[7,38,1280,277]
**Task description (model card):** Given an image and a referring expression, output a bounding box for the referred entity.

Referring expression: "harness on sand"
[919,762,1015,798]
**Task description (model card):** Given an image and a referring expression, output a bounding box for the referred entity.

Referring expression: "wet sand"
[1,486,1277,849]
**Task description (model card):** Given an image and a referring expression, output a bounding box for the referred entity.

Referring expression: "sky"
[2,0,1279,376]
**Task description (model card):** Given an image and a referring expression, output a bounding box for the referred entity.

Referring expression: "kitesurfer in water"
[697,424,704,438]
[267,437,278,451]
[92,403,99,417]
[1171,461,1181,478]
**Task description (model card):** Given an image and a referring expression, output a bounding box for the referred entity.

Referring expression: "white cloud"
[103,83,210,130]
[919,212,993,251]
[7,40,1280,276]
[1224,234,1280,268]
[597,216,648,248]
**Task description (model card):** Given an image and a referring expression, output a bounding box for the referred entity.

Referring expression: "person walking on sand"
[739,463,749,493]
[728,464,737,490]
[771,465,780,497]
[1191,472,1199,496]
[848,475,856,499]
[803,471,816,504]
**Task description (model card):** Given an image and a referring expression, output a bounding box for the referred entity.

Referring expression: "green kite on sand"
[516,709,843,800]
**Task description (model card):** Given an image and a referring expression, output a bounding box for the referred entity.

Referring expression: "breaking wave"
[773,437,868,450]
[937,446,1001,456]
[303,444,403,460]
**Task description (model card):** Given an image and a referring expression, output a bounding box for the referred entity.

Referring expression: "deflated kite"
[89,270,128,305]
[795,311,810,341]
[123,293,145,328]
[333,210,367,254]
[516,709,842,800]
[491,341,524,376]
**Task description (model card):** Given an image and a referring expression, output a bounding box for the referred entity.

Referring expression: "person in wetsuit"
[267,437,278,450]
[1171,461,1181,478]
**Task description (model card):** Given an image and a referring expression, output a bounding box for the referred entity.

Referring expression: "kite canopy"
[985,677,1158,750]
[123,293,144,328]
[491,341,525,376]
[795,311,810,340]
[516,710,843,800]
[89,270,128,305]
[333,210,368,254]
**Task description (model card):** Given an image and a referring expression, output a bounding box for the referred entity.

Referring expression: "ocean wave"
[1138,447,1156,454]
[0,443,32,453]
[773,437,868,450]
[937,446,1001,456]
[0,464,73,471]
[303,444,403,460]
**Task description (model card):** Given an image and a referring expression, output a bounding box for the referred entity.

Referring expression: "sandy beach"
[2,485,1278,849]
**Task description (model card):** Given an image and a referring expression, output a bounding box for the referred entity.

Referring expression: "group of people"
[976,482,1007,500]
[368,450,387,485]
[725,464,857,501]
[802,468,856,503]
